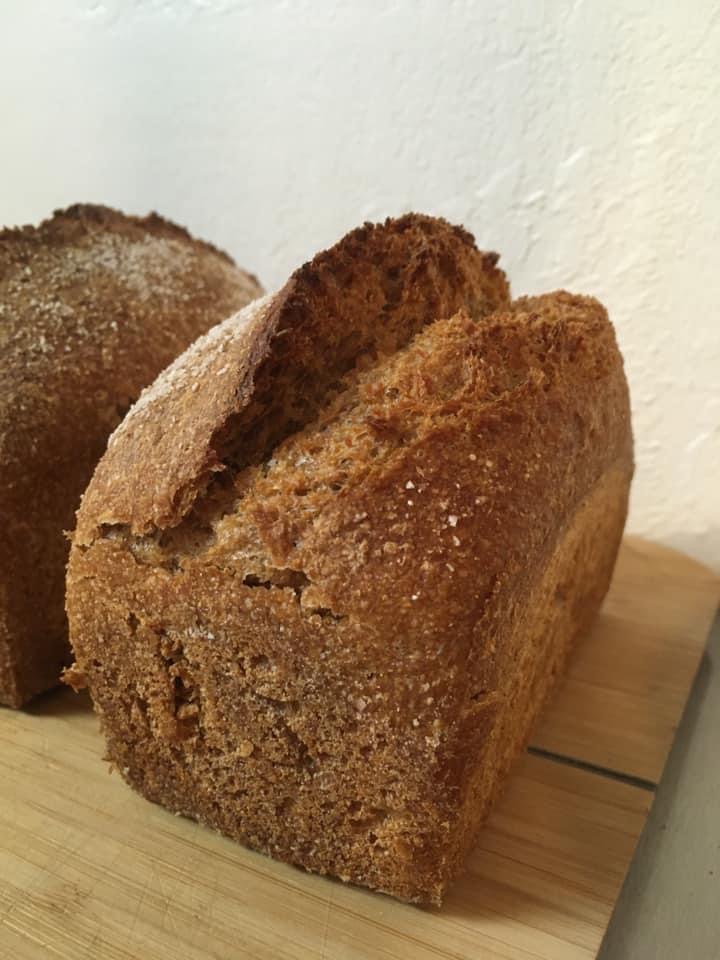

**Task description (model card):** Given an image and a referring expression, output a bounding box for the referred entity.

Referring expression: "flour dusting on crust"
[110,293,273,445]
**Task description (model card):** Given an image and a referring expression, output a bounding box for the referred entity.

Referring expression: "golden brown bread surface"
[66,213,633,903]
[0,204,263,707]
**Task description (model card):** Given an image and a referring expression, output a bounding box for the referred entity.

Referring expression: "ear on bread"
[76,214,510,541]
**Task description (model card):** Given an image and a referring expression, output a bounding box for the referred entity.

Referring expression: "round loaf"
[0,204,262,707]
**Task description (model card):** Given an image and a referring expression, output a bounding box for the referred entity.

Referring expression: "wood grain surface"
[1,537,717,960]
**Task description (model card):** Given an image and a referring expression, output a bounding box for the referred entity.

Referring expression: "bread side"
[0,204,263,707]
[66,217,632,903]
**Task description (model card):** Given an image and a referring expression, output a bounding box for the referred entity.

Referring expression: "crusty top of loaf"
[75,214,510,540]
[0,203,263,466]
[0,203,237,267]
[0,203,258,350]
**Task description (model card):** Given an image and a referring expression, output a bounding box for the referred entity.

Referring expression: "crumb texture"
[0,203,263,707]
[66,213,633,903]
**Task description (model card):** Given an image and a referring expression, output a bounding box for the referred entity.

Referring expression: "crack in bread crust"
[75,214,510,541]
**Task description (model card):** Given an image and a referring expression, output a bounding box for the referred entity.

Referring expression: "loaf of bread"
[66,213,633,904]
[0,204,262,707]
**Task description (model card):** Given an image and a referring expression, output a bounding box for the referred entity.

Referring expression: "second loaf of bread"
[0,204,262,707]
[66,214,633,904]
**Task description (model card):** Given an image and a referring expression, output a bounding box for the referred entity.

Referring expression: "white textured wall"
[2,1,719,567]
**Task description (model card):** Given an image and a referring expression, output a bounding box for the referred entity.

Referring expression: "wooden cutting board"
[1,537,717,960]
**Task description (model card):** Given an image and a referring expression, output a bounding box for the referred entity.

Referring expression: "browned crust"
[66,215,633,903]
[0,203,241,270]
[75,214,509,540]
[0,204,263,707]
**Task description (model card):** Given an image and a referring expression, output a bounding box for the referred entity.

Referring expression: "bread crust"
[75,214,509,540]
[66,214,632,903]
[0,204,263,707]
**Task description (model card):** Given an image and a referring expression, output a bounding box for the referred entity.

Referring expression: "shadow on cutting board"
[26,683,93,717]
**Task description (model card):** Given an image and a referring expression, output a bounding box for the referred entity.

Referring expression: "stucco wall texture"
[2,1,719,567]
